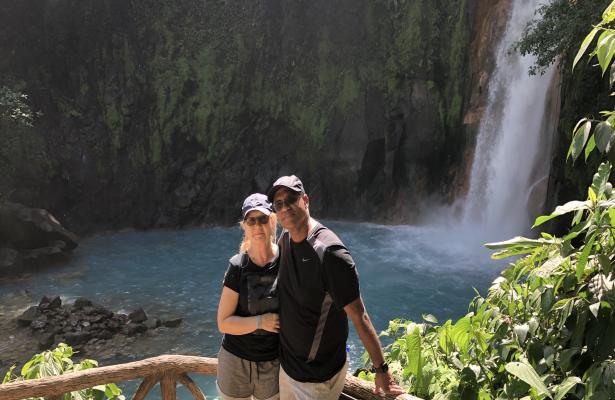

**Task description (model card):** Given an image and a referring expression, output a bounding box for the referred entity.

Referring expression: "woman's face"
[243,210,272,246]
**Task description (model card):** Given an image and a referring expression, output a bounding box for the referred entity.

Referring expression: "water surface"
[0,221,501,398]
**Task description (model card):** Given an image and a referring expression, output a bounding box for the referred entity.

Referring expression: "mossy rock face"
[0,0,474,231]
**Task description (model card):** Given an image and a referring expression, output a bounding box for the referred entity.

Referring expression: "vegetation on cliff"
[0,0,473,231]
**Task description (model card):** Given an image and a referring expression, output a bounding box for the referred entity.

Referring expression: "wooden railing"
[0,355,419,400]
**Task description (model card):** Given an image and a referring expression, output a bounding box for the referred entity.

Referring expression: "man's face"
[272,188,309,231]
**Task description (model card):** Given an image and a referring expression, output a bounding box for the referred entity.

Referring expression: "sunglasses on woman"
[244,215,270,226]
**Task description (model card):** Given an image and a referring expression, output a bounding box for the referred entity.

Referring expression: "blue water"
[0,221,501,398]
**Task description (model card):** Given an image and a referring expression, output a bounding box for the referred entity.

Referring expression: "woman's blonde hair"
[239,213,278,253]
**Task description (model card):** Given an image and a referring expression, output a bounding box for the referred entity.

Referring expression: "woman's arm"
[217,287,258,335]
[217,287,279,334]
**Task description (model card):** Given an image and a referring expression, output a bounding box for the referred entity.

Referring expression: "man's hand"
[260,312,280,333]
[374,371,405,397]
[344,297,405,396]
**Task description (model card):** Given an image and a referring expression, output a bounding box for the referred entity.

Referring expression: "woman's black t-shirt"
[221,252,279,361]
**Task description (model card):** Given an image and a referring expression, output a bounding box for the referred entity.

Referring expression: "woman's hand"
[259,313,280,333]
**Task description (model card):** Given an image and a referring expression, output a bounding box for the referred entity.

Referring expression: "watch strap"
[373,362,388,373]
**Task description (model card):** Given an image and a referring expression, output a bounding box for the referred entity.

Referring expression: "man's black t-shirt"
[221,252,279,361]
[278,222,360,382]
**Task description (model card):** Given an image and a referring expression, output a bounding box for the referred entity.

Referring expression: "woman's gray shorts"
[216,346,280,400]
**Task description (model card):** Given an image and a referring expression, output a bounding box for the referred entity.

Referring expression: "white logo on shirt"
[302,258,310,262]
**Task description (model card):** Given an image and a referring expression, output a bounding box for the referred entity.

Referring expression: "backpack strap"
[229,252,248,268]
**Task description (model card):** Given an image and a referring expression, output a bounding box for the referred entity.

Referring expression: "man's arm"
[345,296,405,396]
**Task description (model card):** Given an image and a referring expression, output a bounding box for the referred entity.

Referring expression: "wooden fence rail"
[0,355,419,400]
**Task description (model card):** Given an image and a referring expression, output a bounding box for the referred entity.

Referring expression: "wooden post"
[178,373,206,400]
[133,375,158,400]
[160,372,177,400]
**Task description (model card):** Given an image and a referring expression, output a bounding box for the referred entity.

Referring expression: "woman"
[217,193,281,400]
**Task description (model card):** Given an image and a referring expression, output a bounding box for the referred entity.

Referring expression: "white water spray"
[461,0,558,241]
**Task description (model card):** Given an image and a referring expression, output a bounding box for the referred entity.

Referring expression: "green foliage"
[515,0,611,75]
[2,343,124,400]
[0,86,36,126]
[364,162,615,398]
[569,0,615,162]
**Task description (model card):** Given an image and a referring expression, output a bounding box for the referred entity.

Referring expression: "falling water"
[462,0,559,241]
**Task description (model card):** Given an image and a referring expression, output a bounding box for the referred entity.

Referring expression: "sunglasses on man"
[273,193,301,213]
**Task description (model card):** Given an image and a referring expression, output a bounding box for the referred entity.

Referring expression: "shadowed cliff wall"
[0,0,506,232]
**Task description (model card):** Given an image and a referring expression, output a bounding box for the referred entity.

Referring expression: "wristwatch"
[373,362,389,374]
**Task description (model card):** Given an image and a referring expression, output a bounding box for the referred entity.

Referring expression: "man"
[268,175,405,399]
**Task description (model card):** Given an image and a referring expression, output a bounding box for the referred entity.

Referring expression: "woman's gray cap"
[242,193,273,219]
[267,175,305,202]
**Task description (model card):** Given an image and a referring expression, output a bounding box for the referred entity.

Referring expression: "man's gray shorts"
[279,358,349,400]
[216,346,280,400]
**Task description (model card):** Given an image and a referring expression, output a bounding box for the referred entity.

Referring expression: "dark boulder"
[73,297,93,309]
[0,202,78,250]
[94,306,114,318]
[39,295,61,310]
[18,306,41,326]
[128,308,148,323]
[121,323,147,336]
[0,202,78,273]
[31,319,47,330]
[105,319,121,332]
[65,331,93,345]
[144,318,160,330]
[162,317,182,328]
[98,330,113,340]
[37,332,55,349]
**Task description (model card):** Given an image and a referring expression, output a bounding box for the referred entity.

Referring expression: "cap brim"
[243,206,272,219]
[267,185,303,202]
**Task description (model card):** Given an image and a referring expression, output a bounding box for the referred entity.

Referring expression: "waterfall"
[461,0,559,241]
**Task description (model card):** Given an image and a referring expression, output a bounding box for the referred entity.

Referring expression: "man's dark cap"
[267,175,305,202]
[242,193,273,219]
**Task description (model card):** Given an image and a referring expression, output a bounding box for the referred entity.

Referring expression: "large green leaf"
[576,232,596,281]
[569,120,592,161]
[533,201,591,227]
[574,27,600,69]
[405,326,422,376]
[485,236,553,249]
[594,123,614,153]
[489,247,539,260]
[422,314,438,324]
[603,1,615,23]
[451,316,472,355]
[513,324,529,344]
[553,298,575,330]
[559,348,580,372]
[553,376,582,400]
[505,361,551,398]
[438,320,453,355]
[597,32,615,75]
[592,162,612,198]
[534,256,564,278]
[586,134,597,160]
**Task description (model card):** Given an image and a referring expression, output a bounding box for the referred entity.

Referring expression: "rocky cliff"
[0,0,508,232]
